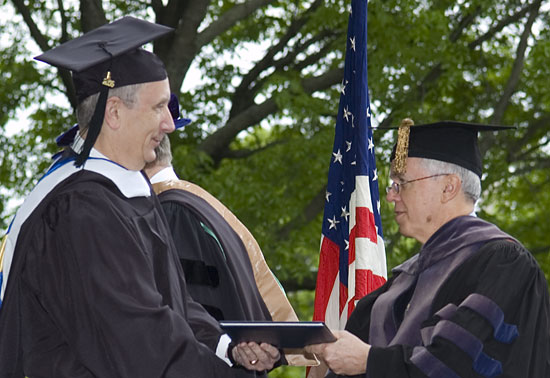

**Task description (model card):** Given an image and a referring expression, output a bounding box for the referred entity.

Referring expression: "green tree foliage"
[1,1,550,375]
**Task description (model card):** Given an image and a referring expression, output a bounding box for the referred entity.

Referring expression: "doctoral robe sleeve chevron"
[365,240,550,378]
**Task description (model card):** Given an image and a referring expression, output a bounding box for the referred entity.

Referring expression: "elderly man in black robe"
[0,17,279,377]
[306,119,550,377]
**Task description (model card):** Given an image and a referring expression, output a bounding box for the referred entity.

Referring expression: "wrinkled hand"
[232,342,280,371]
[305,330,370,376]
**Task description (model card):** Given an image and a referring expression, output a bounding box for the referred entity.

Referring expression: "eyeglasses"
[385,174,450,194]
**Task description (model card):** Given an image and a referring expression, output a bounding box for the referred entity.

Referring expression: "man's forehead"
[136,79,170,101]
[390,158,421,179]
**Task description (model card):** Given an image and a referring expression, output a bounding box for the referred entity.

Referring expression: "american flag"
[311,0,387,362]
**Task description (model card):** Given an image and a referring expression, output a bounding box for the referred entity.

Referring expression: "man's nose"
[162,106,176,133]
[386,188,398,203]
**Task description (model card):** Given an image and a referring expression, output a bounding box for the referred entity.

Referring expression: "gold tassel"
[393,118,414,173]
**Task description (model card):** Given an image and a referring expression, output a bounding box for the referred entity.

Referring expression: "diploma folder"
[220,321,336,349]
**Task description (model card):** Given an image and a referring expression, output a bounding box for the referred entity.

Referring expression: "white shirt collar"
[71,132,151,198]
[149,166,179,184]
[0,132,152,301]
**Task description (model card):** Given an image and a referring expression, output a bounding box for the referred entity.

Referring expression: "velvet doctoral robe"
[152,178,317,367]
[330,216,550,378]
[154,187,272,322]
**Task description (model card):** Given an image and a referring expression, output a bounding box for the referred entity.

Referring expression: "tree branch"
[155,0,189,25]
[150,0,164,15]
[199,67,343,163]
[293,34,342,71]
[377,9,479,128]
[491,0,542,124]
[11,0,84,108]
[276,185,326,240]
[235,30,340,119]
[469,3,534,49]
[377,3,537,129]
[221,139,288,160]
[79,0,107,32]
[160,0,278,93]
[10,0,51,51]
[511,139,550,163]
[506,156,550,176]
[279,271,317,292]
[230,0,324,118]
[199,98,279,162]
[450,6,482,43]
[505,116,550,161]
[156,0,210,93]
[56,0,70,42]
[196,0,276,48]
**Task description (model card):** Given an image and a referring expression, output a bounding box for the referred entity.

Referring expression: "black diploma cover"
[220,321,336,349]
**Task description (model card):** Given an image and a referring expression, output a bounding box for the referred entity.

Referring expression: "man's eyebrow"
[390,172,405,181]
[156,96,171,107]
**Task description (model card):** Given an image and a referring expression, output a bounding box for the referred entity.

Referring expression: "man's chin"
[144,151,157,164]
[396,223,411,238]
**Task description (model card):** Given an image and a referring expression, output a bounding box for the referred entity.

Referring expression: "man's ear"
[441,174,462,203]
[103,96,122,130]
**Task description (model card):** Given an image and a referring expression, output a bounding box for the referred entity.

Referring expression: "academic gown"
[152,175,318,368]
[329,216,550,378]
[0,154,241,378]
[155,187,272,323]
[155,186,277,378]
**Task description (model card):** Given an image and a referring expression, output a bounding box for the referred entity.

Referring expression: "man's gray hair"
[143,135,173,173]
[155,135,173,166]
[418,158,481,203]
[76,83,145,133]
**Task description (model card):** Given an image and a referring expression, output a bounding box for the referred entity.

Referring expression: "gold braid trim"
[0,234,7,272]
[393,118,414,173]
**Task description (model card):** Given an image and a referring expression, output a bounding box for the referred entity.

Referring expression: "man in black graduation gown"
[306,119,550,377]
[0,17,279,378]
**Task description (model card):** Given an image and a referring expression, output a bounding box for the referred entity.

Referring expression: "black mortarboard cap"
[35,16,174,166]
[389,119,515,177]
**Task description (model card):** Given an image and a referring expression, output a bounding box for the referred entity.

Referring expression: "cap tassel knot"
[102,71,115,88]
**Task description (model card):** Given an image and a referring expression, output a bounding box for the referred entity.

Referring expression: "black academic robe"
[330,216,550,378]
[0,158,242,377]
[153,179,317,369]
[155,187,272,323]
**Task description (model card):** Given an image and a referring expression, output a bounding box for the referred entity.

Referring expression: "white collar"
[149,166,179,184]
[0,132,152,301]
[71,132,151,198]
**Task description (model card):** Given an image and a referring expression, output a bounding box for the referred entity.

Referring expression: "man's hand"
[305,330,370,375]
[232,342,280,371]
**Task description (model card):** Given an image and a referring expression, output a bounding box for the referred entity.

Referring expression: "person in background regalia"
[144,130,317,372]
